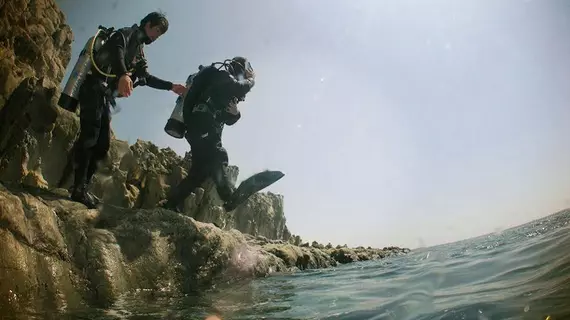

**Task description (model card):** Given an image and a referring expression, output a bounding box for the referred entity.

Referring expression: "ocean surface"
[52,210,570,319]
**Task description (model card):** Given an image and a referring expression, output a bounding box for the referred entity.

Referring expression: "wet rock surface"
[0,184,409,314]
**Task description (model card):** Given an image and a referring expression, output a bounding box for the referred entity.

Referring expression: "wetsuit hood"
[133,24,153,44]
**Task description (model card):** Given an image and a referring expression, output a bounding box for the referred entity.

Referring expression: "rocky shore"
[0,0,410,316]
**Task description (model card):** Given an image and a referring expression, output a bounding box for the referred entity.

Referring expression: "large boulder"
[0,183,288,314]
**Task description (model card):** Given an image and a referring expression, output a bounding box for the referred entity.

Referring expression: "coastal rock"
[0,184,408,315]
[0,76,79,189]
[0,0,73,113]
[0,184,287,312]
[0,0,76,190]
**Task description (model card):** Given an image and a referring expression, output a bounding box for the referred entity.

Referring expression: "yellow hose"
[88,29,134,78]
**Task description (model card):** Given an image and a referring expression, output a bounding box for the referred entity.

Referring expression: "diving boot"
[70,184,97,209]
[85,191,101,206]
[68,185,99,205]
[222,201,237,212]
[68,177,99,206]
[158,199,182,213]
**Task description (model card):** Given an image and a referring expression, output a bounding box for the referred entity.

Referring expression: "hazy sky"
[56,0,570,249]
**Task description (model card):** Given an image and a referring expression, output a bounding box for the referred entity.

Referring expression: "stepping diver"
[57,12,186,208]
[161,57,257,212]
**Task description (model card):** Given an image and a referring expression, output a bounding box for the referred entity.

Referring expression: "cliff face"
[0,0,75,188]
[0,0,73,97]
[0,0,410,317]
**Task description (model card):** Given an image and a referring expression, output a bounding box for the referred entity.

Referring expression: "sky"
[55,0,570,249]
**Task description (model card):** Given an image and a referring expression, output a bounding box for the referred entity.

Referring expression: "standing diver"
[58,12,186,208]
[162,57,283,213]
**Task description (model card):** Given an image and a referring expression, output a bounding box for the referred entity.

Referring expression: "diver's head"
[140,11,169,44]
[228,56,255,81]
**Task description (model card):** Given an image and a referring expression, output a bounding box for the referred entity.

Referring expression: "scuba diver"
[57,12,186,208]
[161,57,284,213]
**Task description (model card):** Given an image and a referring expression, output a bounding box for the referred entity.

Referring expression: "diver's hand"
[226,98,239,115]
[245,67,255,80]
[171,83,187,96]
[118,73,133,97]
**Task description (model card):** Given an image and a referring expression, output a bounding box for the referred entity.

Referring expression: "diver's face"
[144,22,164,44]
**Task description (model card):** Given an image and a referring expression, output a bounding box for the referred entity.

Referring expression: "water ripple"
[40,209,570,319]
[225,210,570,320]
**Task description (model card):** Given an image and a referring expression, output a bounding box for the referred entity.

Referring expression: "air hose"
[88,28,135,78]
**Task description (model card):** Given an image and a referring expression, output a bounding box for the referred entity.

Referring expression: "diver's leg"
[70,78,103,208]
[86,106,111,183]
[82,105,111,204]
[162,136,209,211]
[58,144,76,188]
[210,145,235,203]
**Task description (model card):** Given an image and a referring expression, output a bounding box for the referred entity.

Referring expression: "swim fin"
[223,170,284,211]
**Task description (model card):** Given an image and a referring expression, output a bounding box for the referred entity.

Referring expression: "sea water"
[31,210,570,319]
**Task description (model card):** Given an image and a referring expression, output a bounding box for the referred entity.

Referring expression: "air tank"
[164,71,199,139]
[58,33,106,113]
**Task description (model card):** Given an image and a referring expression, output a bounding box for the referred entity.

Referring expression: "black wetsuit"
[163,64,255,211]
[70,24,173,207]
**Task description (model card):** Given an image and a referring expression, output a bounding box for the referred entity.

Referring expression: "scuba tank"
[164,67,202,139]
[164,90,188,139]
[58,26,116,113]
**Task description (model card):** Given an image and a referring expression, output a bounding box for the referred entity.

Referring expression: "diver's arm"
[221,75,251,125]
[229,77,255,93]
[137,56,174,90]
[145,74,174,90]
[222,110,241,126]
[107,32,129,77]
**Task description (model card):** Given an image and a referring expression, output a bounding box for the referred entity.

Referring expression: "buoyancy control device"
[164,66,203,139]
[164,58,253,139]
